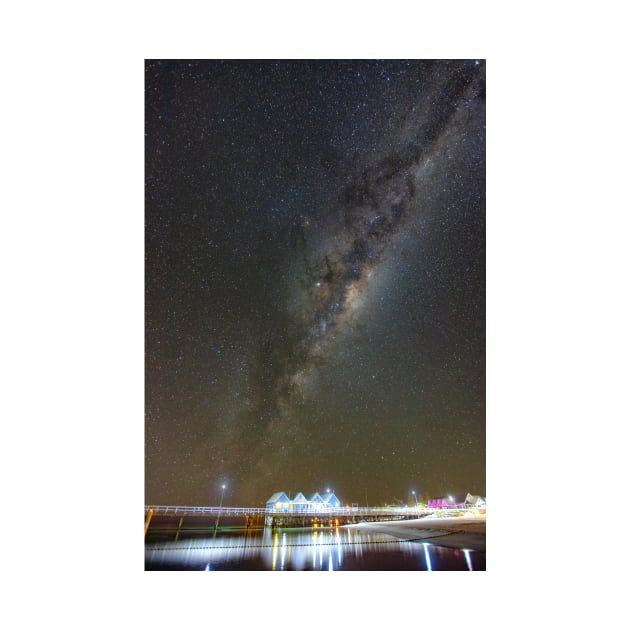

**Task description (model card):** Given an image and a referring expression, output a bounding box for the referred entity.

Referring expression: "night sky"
[145,59,485,507]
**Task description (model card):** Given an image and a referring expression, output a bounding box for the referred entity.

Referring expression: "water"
[145,526,485,571]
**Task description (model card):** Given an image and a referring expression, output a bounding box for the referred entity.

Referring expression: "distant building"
[464,493,486,508]
[265,491,341,513]
[427,493,467,509]
[427,493,486,509]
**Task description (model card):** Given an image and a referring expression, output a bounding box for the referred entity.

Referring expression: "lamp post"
[214,483,227,536]
[412,490,418,509]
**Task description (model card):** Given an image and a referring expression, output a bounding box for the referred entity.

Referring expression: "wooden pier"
[143,504,469,541]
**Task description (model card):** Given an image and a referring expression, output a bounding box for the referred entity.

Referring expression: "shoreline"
[345,514,486,552]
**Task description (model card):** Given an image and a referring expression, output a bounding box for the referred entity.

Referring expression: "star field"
[145,60,485,506]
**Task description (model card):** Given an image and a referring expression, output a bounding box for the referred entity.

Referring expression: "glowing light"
[423,543,432,571]
[280,533,287,570]
[319,533,323,568]
[336,529,342,565]
[272,532,279,571]
[464,549,473,571]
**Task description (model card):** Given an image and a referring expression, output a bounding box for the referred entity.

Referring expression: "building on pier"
[265,491,341,513]
[266,492,291,512]
[320,491,341,509]
[292,492,310,512]
[307,492,324,510]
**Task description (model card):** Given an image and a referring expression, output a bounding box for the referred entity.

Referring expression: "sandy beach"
[346,514,486,552]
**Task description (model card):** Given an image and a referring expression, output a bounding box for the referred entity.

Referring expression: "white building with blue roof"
[292,492,310,512]
[320,492,341,509]
[265,492,291,512]
[265,491,342,513]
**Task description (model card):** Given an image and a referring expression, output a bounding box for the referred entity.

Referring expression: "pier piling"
[144,508,154,536]
[174,516,184,541]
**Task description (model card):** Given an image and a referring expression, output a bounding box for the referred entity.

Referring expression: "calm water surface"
[145,526,484,571]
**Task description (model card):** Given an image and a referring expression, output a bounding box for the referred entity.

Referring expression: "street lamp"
[214,483,227,536]
[412,490,418,507]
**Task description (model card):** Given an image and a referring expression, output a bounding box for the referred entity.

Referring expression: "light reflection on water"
[145,527,484,571]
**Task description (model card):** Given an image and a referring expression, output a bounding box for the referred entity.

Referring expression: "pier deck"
[144,505,476,539]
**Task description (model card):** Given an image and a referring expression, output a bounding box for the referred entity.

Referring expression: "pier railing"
[146,505,268,516]
[144,505,469,518]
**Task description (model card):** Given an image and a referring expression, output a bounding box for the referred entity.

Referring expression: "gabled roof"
[293,492,309,503]
[320,492,339,503]
[465,493,484,504]
[308,492,323,502]
[432,494,468,503]
[266,492,290,504]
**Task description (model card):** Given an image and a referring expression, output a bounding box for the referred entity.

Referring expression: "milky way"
[145,60,485,506]
[243,65,484,494]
